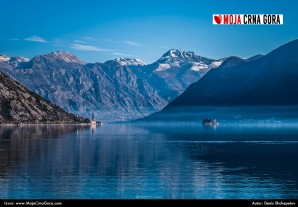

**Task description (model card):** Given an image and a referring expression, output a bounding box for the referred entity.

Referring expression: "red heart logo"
[214,15,222,24]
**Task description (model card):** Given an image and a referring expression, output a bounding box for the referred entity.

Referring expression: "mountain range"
[0,49,222,121]
[1,39,297,122]
[144,39,298,121]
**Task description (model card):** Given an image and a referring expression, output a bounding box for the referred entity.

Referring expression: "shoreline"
[0,123,102,126]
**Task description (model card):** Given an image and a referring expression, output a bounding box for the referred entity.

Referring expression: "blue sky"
[0,0,297,63]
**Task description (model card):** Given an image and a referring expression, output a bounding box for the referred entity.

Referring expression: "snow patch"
[191,63,208,71]
[116,58,146,66]
[156,63,171,71]
[211,60,224,67]
[170,50,177,58]
[13,57,29,63]
[51,51,84,64]
[0,55,10,62]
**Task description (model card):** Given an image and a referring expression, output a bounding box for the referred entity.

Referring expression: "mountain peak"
[219,56,246,69]
[8,56,30,68]
[162,49,196,59]
[10,56,29,62]
[0,55,29,68]
[159,49,203,64]
[52,51,72,56]
[46,51,85,64]
[115,57,146,66]
[0,54,11,62]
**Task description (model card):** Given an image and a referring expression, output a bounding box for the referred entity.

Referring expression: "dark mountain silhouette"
[0,71,88,123]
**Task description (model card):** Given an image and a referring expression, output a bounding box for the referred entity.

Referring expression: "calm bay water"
[0,123,298,199]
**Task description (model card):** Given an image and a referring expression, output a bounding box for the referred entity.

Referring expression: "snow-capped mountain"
[115,57,146,66]
[0,55,30,63]
[0,55,29,68]
[47,51,85,64]
[9,56,30,68]
[0,55,10,62]
[159,49,207,63]
[157,49,223,71]
[131,49,224,101]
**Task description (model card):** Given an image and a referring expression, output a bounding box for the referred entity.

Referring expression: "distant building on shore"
[90,113,101,125]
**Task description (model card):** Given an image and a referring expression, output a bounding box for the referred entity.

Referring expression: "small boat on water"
[202,118,218,126]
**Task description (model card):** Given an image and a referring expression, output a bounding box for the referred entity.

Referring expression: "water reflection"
[0,124,297,199]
